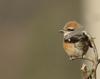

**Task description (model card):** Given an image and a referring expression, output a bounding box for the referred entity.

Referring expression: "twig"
[70,39,99,79]
[81,39,99,79]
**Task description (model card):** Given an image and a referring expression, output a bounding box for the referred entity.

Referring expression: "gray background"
[0,0,82,79]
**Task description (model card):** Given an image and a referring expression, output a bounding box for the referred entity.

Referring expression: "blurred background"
[1,0,100,79]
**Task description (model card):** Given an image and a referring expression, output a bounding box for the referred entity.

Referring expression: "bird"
[60,21,94,60]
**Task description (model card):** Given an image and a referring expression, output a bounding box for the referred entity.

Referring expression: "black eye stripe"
[67,29,74,31]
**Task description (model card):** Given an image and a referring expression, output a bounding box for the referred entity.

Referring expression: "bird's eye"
[67,29,74,31]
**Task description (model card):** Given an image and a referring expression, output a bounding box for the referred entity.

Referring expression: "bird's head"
[60,21,80,36]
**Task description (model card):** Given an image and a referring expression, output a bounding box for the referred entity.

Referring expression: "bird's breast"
[63,42,75,56]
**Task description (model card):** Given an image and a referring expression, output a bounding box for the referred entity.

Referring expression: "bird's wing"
[82,31,97,54]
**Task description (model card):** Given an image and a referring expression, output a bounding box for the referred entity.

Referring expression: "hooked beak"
[59,29,64,33]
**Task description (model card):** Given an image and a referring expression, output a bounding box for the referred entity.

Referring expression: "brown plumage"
[63,21,80,31]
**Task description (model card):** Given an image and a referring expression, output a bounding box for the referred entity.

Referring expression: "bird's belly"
[63,42,84,56]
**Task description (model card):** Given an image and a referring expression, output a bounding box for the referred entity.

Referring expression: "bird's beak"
[59,29,64,33]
